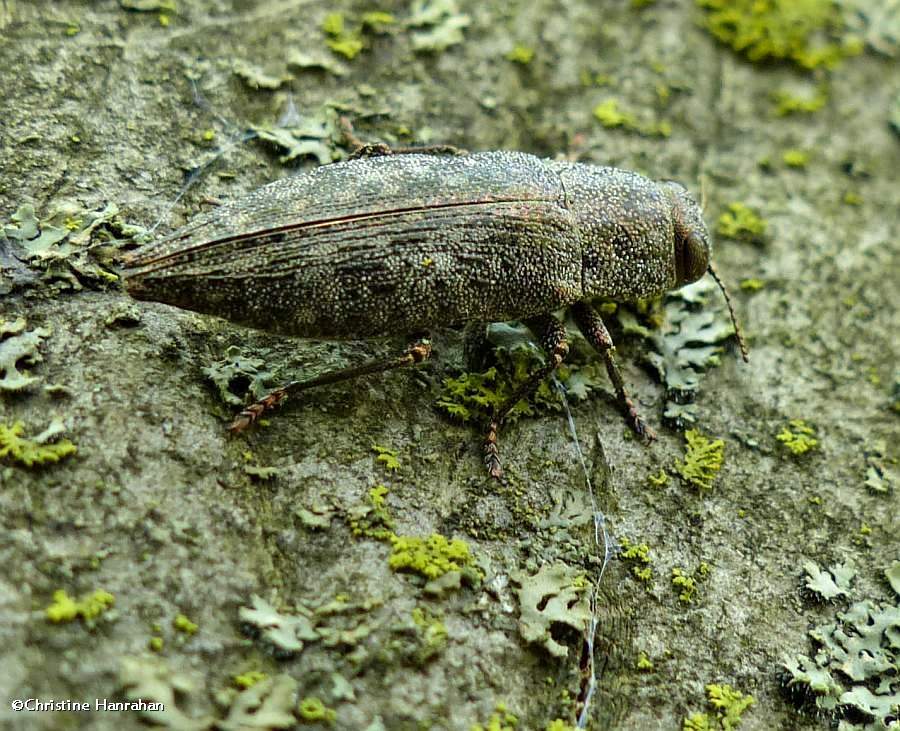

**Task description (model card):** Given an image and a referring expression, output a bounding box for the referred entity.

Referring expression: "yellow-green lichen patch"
[739,278,765,292]
[371,443,400,471]
[45,589,115,623]
[0,318,52,392]
[506,44,534,64]
[672,563,709,603]
[592,98,671,138]
[233,670,267,689]
[620,538,653,582]
[782,148,810,167]
[776,419,819,455]
[716,202,768,244]
[298,696,336,724]
[322,12,363,59]
[388,533,474,580]
[648,468,669,487]
[637,651,655,671]
[696,0,862,69]
[173,614,198,635]
[149,636,163,652]
[0,421,77,467]
[771,86,828,115]
[471,702,518,730]
[684,683,755,730]
[675,430,725,490]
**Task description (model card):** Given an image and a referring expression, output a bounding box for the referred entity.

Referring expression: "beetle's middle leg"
[570,302,655,442]
[228,337,432,433]
[483,314,569,479]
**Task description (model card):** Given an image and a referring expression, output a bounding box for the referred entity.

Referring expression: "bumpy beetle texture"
[124,151,710,338]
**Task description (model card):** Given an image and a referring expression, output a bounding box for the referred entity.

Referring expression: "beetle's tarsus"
[483,419,503,479]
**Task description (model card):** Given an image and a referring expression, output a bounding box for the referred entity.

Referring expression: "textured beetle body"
[124,151,704,337]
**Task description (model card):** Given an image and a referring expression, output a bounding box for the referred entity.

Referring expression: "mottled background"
[1,1,898,730]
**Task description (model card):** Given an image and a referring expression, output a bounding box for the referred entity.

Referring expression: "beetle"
[123,144,746,477]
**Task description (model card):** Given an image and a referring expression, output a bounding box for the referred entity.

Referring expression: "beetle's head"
[661,181,710,288]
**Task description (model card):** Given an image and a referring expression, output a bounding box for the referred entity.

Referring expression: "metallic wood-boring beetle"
[124,144,746,477]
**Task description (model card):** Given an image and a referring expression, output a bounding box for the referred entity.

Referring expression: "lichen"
[782,598,900,726]
[411,607,449,661]
[436,343,561,423]
[506,44,534,63]
[408,0,470,52]
[782,148,810,167]
[0,318,52,392]
[775,419,819,455]
[675,430,725,490]
[5,201,140,285]
[471,702,518,731]
[173,614,198,635]
[512,563,592,659]
[371,443,400,472]
[672,564,709,603]
[251,105,343,166]
[388,533,475,580]
[238,595,317,654]
[771,86,828,115]
[223,675,298,729]
[637,651,655,671]
[298,696,336,724]
[620,537,653,582]
[120,655,214,729]
[645,279,738,425]
[803,561,855,601]
[45,589,115,623]
[715,202,768,244]
[739,278,765,292]
[201,345,278,406]
[684,683,755,730]
[592,98,671,138]
[696,0,862,69]
[322,12,363,59]
[0,421,77,467]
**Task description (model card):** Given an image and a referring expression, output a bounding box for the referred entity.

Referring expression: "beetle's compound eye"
[676,230,709,285]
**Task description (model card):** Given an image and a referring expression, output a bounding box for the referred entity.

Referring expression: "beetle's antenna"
[708,263,749,362]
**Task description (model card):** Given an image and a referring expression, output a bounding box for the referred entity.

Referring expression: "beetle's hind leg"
[228,337,432,433]
[570,302,655,442]
[483,315,569,480]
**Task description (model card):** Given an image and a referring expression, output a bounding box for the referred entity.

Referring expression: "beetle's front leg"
[571,302,655,442]
[483,314,569,479]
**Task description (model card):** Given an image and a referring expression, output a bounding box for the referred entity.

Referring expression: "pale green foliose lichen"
[782,598,900,726]
[512,563,592,659]
[0,318,51,392]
